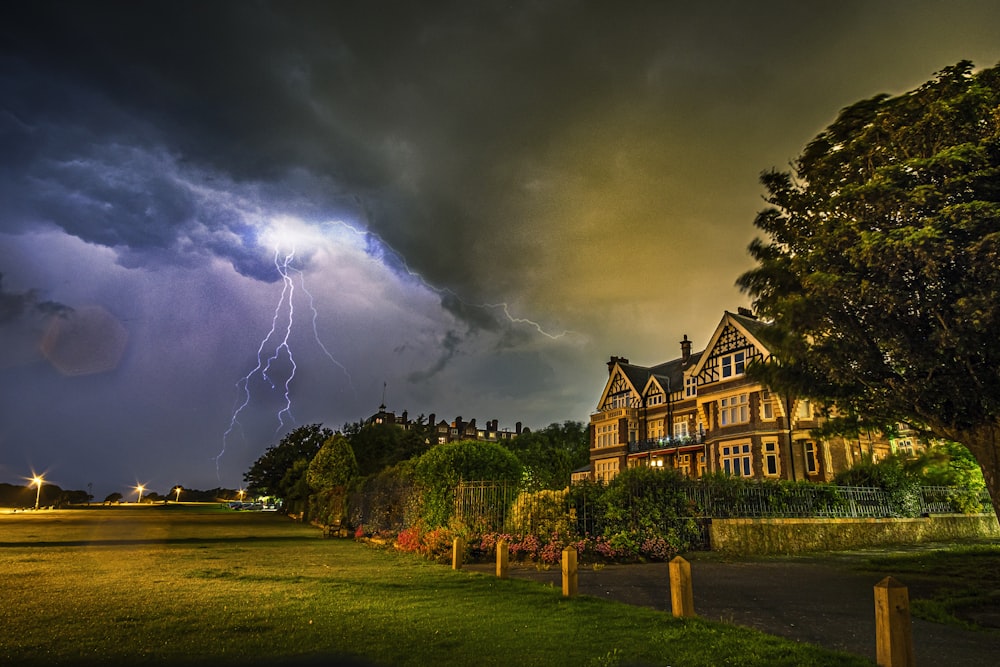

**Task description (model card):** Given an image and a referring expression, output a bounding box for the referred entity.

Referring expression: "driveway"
[465,556,1000,664]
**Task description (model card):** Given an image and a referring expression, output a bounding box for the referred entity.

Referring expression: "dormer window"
[720,351,745,379]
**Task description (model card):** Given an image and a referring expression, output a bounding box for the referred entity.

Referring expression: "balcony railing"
[628,436,704,454]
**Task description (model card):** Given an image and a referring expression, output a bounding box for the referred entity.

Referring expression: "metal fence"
[349,480,991,537]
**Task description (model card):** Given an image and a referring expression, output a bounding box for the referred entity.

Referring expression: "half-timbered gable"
[689,310,771,390]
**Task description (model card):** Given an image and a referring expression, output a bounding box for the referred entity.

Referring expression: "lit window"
[805,442,819,474]
[762,391,774,420]
[721,443,752,477]
[673,418,689,439]
[720,351,746,379]
[678,454,691,476]
[763,441,779,477]
[720,394,750,426]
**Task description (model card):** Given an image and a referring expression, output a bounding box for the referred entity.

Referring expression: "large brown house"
[584,310,918,483]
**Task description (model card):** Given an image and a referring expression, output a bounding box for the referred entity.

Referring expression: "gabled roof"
[689,310,773,377]
[599,350,705,410]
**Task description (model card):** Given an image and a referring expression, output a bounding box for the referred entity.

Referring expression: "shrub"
[412,440,522,528]
[507,487,573,538]
[598,467,702,553]
[834,454,922,517]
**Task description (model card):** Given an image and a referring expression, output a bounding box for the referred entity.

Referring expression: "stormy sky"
[2,1,999,498]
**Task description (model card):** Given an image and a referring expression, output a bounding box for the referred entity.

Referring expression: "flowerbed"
[359,524,681,564]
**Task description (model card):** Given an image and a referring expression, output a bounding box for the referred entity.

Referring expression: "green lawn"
[0,506,870,666]
[850,542,1000,631]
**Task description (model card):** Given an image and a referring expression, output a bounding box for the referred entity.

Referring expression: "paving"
[465,554,1000,665]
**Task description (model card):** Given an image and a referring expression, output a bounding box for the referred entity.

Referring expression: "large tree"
[738,61,1000,516]
[342,419,429,476]
[244,423,332,498]
[503,421,590,490]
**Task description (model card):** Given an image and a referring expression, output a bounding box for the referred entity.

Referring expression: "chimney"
[680,335,692,363]
[428,413,435,427]
[455,416,463,432]
[516,421,523,434]
[607,355,629,375]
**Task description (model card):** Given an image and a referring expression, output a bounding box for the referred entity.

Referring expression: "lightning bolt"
[215,243,354,478]
[485,302,573,340]
[318,220,575,339]
[265,248,297,431]
[213,213,572,479]
[290,264,357,395]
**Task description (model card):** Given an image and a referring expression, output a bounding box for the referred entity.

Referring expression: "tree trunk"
[949,423,1000,520]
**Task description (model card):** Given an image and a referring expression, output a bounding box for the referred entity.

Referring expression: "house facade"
[587,310,905,483]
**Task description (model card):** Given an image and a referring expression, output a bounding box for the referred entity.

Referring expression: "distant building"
[367,404,528,444]
[587,310,920,483]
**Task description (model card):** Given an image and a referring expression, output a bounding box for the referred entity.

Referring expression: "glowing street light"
[237,488,246,503]
[173,486,182,503]
[31,475,44,510]
[135,484,145,504]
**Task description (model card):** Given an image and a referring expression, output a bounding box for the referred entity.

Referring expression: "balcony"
[628,435,704,454]
[590,407,638,423]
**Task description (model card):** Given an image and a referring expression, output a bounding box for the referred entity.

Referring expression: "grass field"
[0,505,871,667]
[851,542,1000,631]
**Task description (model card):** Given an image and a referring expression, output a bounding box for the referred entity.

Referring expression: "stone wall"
[708,514,1000,556]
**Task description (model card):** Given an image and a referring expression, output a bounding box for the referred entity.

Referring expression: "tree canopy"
[738,61,1000,515]
[306,434,359,492]
[342,419,429,476]
[244,423,332,497]
[502,420,589,490]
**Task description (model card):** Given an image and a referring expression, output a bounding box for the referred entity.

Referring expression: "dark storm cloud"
[407,329,464,383]
[0,0,857,296]
[0,273,70,324]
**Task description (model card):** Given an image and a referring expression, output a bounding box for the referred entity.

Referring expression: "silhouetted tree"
[503,421,589,490]
[739,61,1000,516]
[244,423,332,498]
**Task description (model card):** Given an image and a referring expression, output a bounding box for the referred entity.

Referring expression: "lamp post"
[135,484,145,504]
[31,475,44,510]
[173,486,182,503]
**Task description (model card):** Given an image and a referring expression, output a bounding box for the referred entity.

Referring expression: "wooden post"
[562,547,578,597]
[496,539,509,579]
[452,537,465,570]
[874,576,915,667]
[669,556,695,617]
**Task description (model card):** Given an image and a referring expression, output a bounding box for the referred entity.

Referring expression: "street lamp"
[238,488,246,502]
[135,484,145,504]
[31,475,44,510]
[173,486,182,503]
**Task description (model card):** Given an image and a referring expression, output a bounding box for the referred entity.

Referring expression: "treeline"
[0,482,89,508]
[242,419,589,525]
[0,483,245,508]
[100,487,244,504]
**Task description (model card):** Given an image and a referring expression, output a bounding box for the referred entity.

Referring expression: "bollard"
[669,556,695,617]
[562,547,578,597]
[496,539,509,579]
[452,537,465,570]
[874,576,915,667]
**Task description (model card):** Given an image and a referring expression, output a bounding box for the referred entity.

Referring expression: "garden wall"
[708,513,1000,556]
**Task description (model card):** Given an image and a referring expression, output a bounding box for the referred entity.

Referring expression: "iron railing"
[349,480,992,536]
